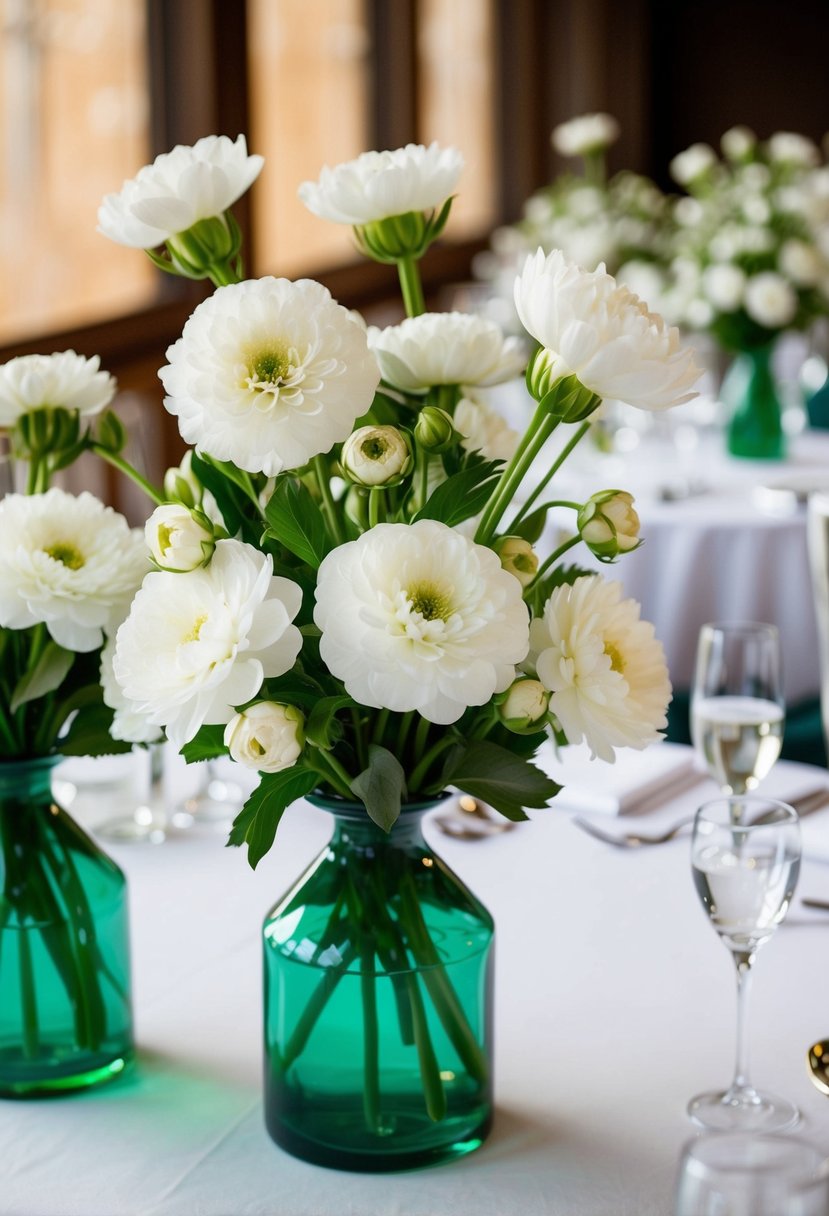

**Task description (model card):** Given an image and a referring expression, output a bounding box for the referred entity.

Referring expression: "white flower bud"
[767,131,819,168]
[702,263,746,312]
[779,239,822,287]
[223,702,304,774]
[495,536,539,587]
[721,125,756,161]
[670,143,717,187]
[551,113,620,157]
[341,425,412,487]
[578,490,641,561]
[744,272,798,330]
[498,679,550,730]
[145,503,215,572]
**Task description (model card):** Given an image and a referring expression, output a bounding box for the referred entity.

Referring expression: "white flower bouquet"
[0,131,701,1135]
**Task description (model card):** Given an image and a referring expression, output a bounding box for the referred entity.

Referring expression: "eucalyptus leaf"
[350,745,408,832]
[10,643,75,713]
[264,477,332,568]
[442,740,560,822]
[228,766,318,868]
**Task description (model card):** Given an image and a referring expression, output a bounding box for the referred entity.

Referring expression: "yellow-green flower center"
[604,641,625,674]
[157,523,174,556]
[361,436,389,460]
[44,542,85,570]
[183,614,208,644]
[408,582,452,622]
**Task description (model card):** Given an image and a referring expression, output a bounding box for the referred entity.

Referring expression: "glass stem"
[730,951,755,1095]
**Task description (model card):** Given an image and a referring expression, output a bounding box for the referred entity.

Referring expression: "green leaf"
[96,409,127,454]
[58,704,133,757]
[181,724,227,764]
[261,671,326,710]
[350,745,408,832]
[10,643,75,713]
[414,460,502,527]
[305,695,353,749]
[190,451,245,535]
[511,504,548,545]
[228,765,318,868]
[264,477,332,568]
[442,740,560,822]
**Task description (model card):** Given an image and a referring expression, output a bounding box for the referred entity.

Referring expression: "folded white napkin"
[537,740,700,816]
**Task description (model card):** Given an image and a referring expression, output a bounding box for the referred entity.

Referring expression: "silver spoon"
[434,796,515,841]
[571,813,694,848]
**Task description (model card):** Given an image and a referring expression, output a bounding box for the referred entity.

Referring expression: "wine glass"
[691,622,785,794]
[688,795,801,1132]
[676,1133,829,1215]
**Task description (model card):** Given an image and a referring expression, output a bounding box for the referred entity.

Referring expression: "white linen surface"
[4,748,829,1215]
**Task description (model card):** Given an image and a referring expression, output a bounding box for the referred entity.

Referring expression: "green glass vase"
[725,342,785,460]
[263,795,494,1171]
[0,757,133,1097]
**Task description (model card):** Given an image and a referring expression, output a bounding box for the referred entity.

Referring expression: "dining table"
[5,744,829,1215]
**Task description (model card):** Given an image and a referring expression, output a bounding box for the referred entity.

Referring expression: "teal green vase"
[263,795,494,1171]
[0,757,133,1097]
[725,342,785,460]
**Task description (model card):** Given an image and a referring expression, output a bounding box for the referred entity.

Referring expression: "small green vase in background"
[724,342,785,460]
[263,795,494,1172]
[0,757,133,1097]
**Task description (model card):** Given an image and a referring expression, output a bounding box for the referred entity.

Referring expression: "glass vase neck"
[0,755,61,801]
[307,793,450,848]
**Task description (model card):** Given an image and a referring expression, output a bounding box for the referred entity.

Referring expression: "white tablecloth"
[5,748,829,1215]
[534,424,829,705]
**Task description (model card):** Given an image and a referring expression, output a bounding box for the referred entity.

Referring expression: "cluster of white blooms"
[0,351,115,426]
[665,127,829,341]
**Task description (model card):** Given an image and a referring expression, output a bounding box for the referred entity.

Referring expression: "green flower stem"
[509,420,590,530]
[403,968,447,1122]
[26,456,45,496]
[418,452,430,513]
[90,446,165,506]
[413,715,431,761]
[208,260,243,287]
[395,711,415,757]
[350,708,368,772]
[525,534,582,593]
[312,455,345,546]
[584,149,606,188]
[371,708,390,746]
[307,748,353,799]
[359,939,382,1133]
[474,403,559,546]
[18,928,39,1059]
[400,872,489,1084]
[281,943,358,1071]
[408,734,458,791]
[368,489,383,529]
[397,256,426,318]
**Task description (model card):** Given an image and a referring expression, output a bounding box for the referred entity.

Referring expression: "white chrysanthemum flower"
[779,239,822,287]
[367,313,525,393]
[0,489,148,652]
[702,263,746,312]
[744,272,798,329]
[113,539,303,749]
[766,131,819,168]
[721,125,756,161]
[97,134,264,249]
[515,249,701,410]
[159,277,380,476]
[455,393,519,462]
[0,351,115,426]
[298,142,463,225]
[314,519,529,725]
[224,701,304,774]
[551,113,620,157]
[100,634,162,745]
[616,261,668,314]
[669,143,717,186]
[530,575,670,762]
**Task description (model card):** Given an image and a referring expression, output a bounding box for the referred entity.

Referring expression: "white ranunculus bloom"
[514,249,701,411]
[766,131,819,168]
[669,143,717,186]
[314,520,529,725]
[551,113,620,157]
[145,503,215,572]
[224,701,304,774]
[298,143,463,226]
[498,678,549,727]
[0,489,148,652]
[113,539,303,750]
[98,134,264,249]
[0,351,115,426]
[367,312,526,393]
[702,263,746,312]
[779,239,822,287]
[100,634,162,745]
[530,575,670,762]
[160,277,380,476]
[454,393,519,462]
[721,125,756,161]
[744,272,798,329]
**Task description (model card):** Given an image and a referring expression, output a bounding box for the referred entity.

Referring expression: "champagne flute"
[691,622,785,794]
[676,1133,829,1215]
[688,795,801,1131]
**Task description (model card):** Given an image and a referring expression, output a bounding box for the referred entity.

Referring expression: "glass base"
[95,808,167,845]
[266,1098,492,1172]
[0,1046,133,1099]
[688,1087,800,1133]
